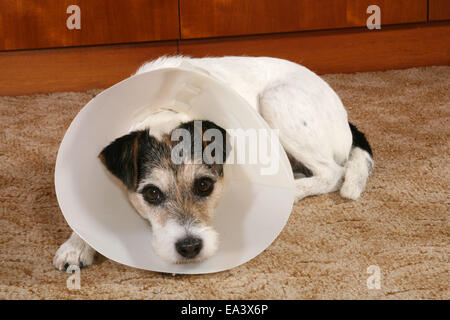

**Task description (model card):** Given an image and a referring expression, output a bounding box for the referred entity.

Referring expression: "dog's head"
[98,120,228,263]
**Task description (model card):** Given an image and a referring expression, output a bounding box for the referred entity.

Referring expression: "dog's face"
[98,120,228,263]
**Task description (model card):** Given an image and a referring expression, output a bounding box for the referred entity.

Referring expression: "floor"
[0,66,448,299]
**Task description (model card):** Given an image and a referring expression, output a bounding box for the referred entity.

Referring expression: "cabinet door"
[429,0,450,21]
[0,0,179,51]
[180,0,427,39]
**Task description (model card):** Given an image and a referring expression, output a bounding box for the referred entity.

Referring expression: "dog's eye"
[194,177,214,197]
[142,185,164,205]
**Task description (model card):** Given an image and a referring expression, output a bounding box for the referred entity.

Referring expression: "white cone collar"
[55,65,295,274]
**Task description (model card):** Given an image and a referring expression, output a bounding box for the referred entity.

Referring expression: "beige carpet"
[0,66,449,299]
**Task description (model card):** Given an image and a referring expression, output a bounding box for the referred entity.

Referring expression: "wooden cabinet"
[180,0,428,39]
[0,0,448,95]
[0,0,179,50]
[429,0,450,21]
[0,0,440,50]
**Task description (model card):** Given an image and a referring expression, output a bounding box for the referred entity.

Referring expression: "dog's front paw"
[340,182,363,200]
[53,233,96,272]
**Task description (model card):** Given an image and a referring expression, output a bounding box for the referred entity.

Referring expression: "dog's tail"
[340,122,374,200]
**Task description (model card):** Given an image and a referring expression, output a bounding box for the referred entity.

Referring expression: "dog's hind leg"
[291,163,344,201]
[259,84,346,201]
[53,232,96,271]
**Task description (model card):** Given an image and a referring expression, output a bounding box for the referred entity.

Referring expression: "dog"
[53,56,373,270]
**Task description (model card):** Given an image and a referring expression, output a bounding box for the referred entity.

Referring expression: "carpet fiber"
[0,66,449,299]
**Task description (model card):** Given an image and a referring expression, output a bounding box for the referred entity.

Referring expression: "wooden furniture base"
[0,23,448,96]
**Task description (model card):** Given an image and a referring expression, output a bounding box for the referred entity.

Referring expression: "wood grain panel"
[0,41,177,95]
[179,23,450,74]
[429,0,450,21]
[180,0,428,39]
[0,0,179,51]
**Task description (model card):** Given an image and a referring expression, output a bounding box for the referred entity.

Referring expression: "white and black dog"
[53,56,373,270]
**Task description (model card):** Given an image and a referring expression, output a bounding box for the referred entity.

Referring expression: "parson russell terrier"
[53,56,373,270]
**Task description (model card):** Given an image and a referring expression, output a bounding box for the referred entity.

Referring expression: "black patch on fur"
[99,131,141,190]
[137,132,174,180]
[349,122,373,157]
[99,129,169,190]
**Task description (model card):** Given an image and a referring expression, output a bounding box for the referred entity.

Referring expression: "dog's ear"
[98,130,146,190]
[171,120,230,165]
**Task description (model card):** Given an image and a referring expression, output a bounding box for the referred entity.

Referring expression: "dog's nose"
[175,237,203,259]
